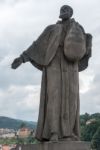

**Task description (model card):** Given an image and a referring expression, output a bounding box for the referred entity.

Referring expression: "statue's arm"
[11,50,30,69]
[11,24,55,70]
[11,44,40,70]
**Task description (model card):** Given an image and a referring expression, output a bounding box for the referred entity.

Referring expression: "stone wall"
[12,141,90,150]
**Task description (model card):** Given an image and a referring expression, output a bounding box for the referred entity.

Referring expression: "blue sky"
[0,0,100,121]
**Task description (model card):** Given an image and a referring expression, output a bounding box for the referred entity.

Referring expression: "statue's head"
[59,5,73,20]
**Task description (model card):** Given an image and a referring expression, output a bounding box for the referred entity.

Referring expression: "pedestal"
[13,141,90,150]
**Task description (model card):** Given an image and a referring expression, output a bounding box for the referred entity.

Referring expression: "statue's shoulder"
[42,24,55,34]
[70,18,85,33]
[37,24,56,40]
[44,23,62,34]
[70,18,81,25]
[36,23,62,43]
[56,20,62,24]
[43,23,62,34]
[45,24,55,30]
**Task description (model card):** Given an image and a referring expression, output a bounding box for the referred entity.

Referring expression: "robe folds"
[21,19,92,141]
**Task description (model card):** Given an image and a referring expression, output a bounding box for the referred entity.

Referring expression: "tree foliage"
[80,113,100,149]
[91,127,100,149]
[81,121,100,141]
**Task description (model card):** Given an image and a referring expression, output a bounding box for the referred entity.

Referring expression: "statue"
[11,5,92,141]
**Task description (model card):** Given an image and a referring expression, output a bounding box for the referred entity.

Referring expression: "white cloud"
[0,0,100,121]
[0,85,40,121]
[0,54,42,89]
[79,71,94,94]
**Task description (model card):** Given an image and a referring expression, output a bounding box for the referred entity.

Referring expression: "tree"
[81,120,100,141]
[91,127,100,150]
[80,113,90,126]
[19,122,26,129]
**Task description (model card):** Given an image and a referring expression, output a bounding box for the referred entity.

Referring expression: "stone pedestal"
[13,141,90,150]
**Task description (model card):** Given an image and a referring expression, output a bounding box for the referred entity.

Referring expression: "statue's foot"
[71,134,80,141]
[50,133,58,142]
[60,137,72,141]
[60,134,80,141]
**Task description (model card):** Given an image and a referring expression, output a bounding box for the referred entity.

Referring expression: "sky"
[0,0,100,121]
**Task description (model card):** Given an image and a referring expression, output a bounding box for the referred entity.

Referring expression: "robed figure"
[11,5,92,141]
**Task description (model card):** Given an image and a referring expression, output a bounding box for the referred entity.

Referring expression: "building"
[0,133,15,139]
[86,118,96,125]
[17,128,32,138]
[0,129,16,139]
[0,145,16,150]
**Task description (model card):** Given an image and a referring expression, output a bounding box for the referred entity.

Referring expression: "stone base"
[13,141,90,150]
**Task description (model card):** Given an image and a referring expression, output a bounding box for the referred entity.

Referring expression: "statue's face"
[59,5,73,19]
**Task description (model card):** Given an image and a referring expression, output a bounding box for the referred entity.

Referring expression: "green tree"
[81,121,100,141]
[16,138,25,144]
[91,127,100,150]
[91,113,100,120]
[20,122,26,129]
[83,113,90,122]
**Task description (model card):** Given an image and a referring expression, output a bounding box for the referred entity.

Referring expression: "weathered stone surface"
[13,141,90,150]
[11,5,92,141]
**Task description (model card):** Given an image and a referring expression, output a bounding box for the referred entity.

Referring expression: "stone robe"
[21,19,92,141]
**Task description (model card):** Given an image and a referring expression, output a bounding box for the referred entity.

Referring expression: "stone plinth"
[13,141,90,150]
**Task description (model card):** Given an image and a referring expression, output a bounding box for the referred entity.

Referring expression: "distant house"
[0,128,16,139]
[0,133,15,139]
[17,128,32,138]
[86,118,96,125]
[2,145,10,150]
[0,145,16,150]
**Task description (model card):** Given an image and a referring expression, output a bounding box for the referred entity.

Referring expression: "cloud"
[0,0,100,121]
[0,55,42,89]
[0,85,40,121]
[80,69,100,114]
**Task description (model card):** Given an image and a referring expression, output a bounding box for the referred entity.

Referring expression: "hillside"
[0,116,37,130]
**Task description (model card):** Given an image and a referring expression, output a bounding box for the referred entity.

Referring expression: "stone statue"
[11,5,92,141]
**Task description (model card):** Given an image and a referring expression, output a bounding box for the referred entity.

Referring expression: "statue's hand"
[11,57,23,69]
